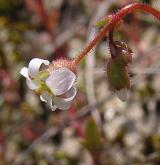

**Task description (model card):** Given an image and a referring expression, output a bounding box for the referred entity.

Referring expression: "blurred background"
[0,0,160,164]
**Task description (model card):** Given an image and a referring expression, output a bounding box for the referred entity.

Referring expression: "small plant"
[20,2,160,110]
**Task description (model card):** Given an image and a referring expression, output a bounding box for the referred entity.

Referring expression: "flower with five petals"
[20,58,77,111]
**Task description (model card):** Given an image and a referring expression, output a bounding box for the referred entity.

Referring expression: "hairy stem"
[74,3,160,65]
[108,28,115,58]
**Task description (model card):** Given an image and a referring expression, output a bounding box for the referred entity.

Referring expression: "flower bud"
[106,41,133,101]
[106,58,130,91]
[110,41,132,65]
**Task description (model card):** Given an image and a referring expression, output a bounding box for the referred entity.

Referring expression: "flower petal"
[63,86,77,102]
[20,67,39,90]
[116,88,129,101]
[45,67,76,96]
[26,79,39,90]
[20,67,29,79]
[28,58,50,78]
[40,92,57,111]
[53,87,77,110]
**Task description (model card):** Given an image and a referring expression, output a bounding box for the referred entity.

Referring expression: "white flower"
[20,58,50,90]
[115,88,129,101]
[40,67,76,111]
[20,58,77,111]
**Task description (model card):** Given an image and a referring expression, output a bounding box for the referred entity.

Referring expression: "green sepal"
[39,70,49,80]
[107,59,130,91]
[81,118,103,154]
[35,81,51,94]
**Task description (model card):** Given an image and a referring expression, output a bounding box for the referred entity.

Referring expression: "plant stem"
[108,28,115,58]
[73,3,160,65]
[36,0,55,41]
[92,156,101,165]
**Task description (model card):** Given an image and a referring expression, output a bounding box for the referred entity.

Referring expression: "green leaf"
[138,83,155,98]
[95,18,109,28]
[38,160,48,165]
[82,118,102,154]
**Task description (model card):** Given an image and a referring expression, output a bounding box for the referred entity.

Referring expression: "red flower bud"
[110,41,132,65]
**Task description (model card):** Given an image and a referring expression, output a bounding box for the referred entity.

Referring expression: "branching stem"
[73,3,160,65]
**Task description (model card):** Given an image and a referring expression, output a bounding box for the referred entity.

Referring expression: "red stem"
[35,0,55,41]
[74,3,160,65]
[108,28,115,58]
[92,157,101,165]
[36,0,48,24]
